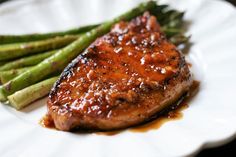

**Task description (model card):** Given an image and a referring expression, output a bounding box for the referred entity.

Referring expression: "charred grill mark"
[49,55,88,97]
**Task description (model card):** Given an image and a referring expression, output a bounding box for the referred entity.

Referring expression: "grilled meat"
[47,12,192,131]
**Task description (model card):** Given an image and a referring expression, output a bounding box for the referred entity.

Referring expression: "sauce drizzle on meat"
[42,81,199,134]
[45,12,193,131]
[97,80,199,135]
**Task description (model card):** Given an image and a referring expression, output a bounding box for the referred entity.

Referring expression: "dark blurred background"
[0,0,235,156]
[0,0,8,4]
[227,0,236,5]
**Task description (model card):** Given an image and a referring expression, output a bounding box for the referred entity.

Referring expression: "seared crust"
[47,12,192,131]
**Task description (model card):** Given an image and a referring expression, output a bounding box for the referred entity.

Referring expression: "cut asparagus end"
[0,87,7,101]
[7,76,58,110]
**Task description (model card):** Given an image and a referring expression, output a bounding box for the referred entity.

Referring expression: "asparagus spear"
[7,76,58,110]
[0,5,184,47]
[0,62,6,66]
[170,34,190,46]
[0,67,32,84]
[162,27,183,38]
[0,5,169,45]
[0,50,56,71]
[162,11,184,28]
[0,5,183,48]
[0,1,157,101]
[0,35,78,61]
[0,24,98,44]
[149,5,187,43]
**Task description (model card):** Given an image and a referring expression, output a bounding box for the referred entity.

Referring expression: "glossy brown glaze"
[130,97,186,133]
[131,80,199,133]
[43,81,199,133]
[97,81,199,135]
[47,12,192,131]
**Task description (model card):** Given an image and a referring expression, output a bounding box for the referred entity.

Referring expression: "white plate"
[0,0,236,156]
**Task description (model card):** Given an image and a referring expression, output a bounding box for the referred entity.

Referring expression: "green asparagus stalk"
[0,67,32,84]
[149,5,187,44]
[163,11,184,28]
[0,28,185,72]
[7,76,58,110]
[162,28,183,38]
[0,5,169,45]
[0,35,78,61]
[0,24,98,44]
[0,1,157,101]
[170,34,190,46]
[0,50,56,71]
[0,62,6,66]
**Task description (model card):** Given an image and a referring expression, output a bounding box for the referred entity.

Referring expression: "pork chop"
[47,12,192,131]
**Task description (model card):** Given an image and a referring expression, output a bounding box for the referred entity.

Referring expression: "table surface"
[0,0,235,157]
